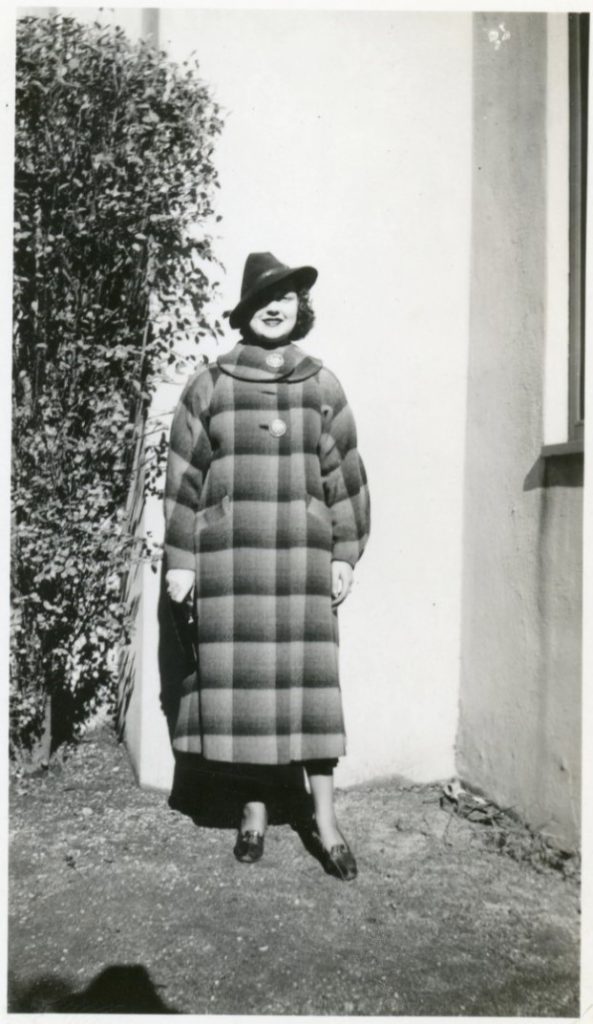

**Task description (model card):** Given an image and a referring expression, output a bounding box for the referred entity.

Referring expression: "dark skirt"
[168,754,337,827]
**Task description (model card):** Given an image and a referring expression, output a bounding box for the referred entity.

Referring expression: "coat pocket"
[196,493,230,532]
[306,494,331,527]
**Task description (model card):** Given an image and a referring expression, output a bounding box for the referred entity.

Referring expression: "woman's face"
[248,290,298,344]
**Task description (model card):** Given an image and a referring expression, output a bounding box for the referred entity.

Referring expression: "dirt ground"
[9,726,580,1017]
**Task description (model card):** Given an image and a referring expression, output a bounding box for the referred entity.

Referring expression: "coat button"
[269,418,287,438]
[266,352,285,370]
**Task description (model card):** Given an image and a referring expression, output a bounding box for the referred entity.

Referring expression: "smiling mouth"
[263,318,283,326]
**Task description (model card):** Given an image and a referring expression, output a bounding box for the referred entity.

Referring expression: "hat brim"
[228,265,318,329]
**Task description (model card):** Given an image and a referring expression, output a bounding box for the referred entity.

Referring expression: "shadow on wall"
[156,562,314,828]
[9,963,177,1013]
[523,452,584,491]
[116,561,196,744]
[157,561,196,741]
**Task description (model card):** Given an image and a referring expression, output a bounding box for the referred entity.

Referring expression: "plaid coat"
[164,340,370,764]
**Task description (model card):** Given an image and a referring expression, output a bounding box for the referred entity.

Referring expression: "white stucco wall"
[457,14,582,851]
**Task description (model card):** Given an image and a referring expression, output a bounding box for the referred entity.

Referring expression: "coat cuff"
[331,542,360,568]
[165,544,196,571]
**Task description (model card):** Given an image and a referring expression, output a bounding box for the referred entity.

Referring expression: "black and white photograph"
[3,2,589,1018]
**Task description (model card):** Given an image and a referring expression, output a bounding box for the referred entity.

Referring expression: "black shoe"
[310,822,358,882]
[234,830,265,864]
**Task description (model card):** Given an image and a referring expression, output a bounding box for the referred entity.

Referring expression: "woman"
[164,252,370,881]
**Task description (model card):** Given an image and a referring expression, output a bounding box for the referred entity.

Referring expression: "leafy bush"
[12,15,224,759]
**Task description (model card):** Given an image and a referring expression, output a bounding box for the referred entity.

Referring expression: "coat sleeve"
[164,368,214,571]
[318,369,371,568]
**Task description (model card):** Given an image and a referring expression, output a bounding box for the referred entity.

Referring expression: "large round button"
[269,418,287,438]
[266,352,285,370]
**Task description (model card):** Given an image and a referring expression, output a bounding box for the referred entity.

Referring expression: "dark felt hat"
[225,252,318,329]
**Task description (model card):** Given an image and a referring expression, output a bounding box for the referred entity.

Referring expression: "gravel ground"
[9,727,580,1016]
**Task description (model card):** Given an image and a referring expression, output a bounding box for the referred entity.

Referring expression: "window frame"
[568,11,588,445]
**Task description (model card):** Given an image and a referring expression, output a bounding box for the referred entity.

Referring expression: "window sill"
[541,439,584,457]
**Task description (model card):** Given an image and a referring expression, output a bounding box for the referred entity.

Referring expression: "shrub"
[12,14,224,760]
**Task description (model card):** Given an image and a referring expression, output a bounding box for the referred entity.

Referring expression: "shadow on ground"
[9,963,177,1013]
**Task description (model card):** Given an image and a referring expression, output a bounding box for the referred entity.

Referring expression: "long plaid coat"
[164,340,370,764]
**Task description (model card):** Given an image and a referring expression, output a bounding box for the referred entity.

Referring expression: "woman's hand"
[166,569,195,604]
[331,560,354,607]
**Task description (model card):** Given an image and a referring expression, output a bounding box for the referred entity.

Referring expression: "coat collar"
[217,341,322,383]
